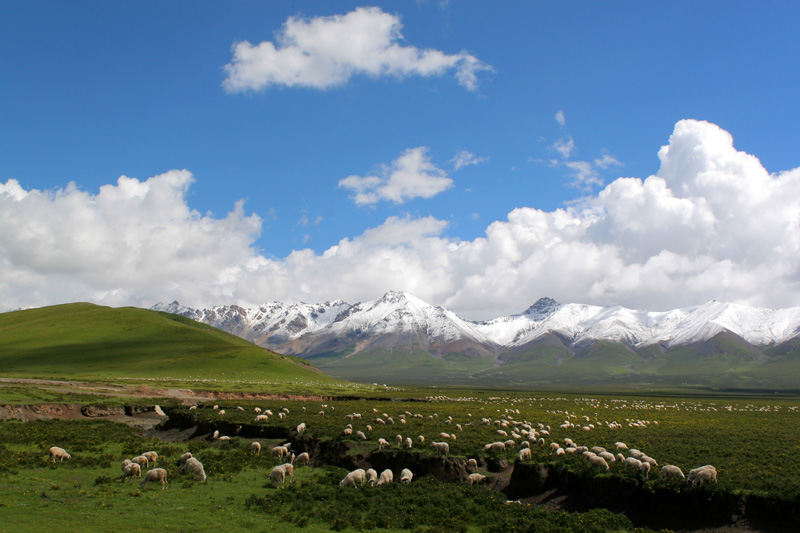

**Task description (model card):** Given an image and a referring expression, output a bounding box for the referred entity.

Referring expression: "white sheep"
[339,468,366,488]
[183,457,207,482]
[281,462,295,482]
[624,457,642,470]
[179,452,193,465]
[599,451,616,463]
[356,430,367,440]
[661,465,686,480]
[396,434,404,445]
[519,448,532,461]
[142,451,158,466]
[270,465,287,486]
[399,468,413,484]
[296,422,306,434]
[688,465,718,486]
[484,441,506,453]
[49,446,71,463]
[405,437,413,449]
[640,461,651,478]
[468,473,487,485]
[140,468,168,490]
[212,430,220,439]
[589,456,610,472]
[218,436,230,442]
[131,455,149,469]
[293,452,310,466]
[121,462,141,482]
[418,435,425,444]
[342,427,353,436]
[252,442,261,454]
[377,469,393,486]
[614,442,628,450]
[272,446,289,459]
[431,442,450,455]
[254,414,269,422]
[467,458,478,470]
[377,438,390,450]
[366,468,378,486]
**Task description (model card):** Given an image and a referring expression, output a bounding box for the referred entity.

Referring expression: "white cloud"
[545,134,621,190]
[222,7,492,93]
[450,150,488,171]
[4,120,800,319]
[555,110,566,127]
[338,147,453,205]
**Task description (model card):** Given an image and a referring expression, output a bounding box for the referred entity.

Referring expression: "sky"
[2,1,800,320]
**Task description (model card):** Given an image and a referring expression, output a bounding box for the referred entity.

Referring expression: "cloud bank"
[222,6,492,92]
[3,120,799,319]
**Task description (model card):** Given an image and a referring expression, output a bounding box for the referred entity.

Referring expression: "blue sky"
[2,1,800,319]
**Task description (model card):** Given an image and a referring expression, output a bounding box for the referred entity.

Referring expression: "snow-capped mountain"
[152,292,800,356]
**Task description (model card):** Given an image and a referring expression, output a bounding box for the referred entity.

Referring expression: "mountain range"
[152,292,800,390]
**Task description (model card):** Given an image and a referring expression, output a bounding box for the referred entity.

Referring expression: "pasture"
[2,389,800,531]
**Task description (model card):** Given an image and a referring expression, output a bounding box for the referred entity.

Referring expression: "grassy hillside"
[0,303,336,385]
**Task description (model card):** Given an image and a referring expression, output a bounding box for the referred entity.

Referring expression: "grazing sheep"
[640,461,651,478]
[340,468,366,488]
[189,405,197,410]
[483,441,506,453]
[615,442,628,450]
[142,451,158,466]
[519,448,532,461]
[629,449,645,460]
[254,407,261,413]
[49,446,71,463]
[183,458,207,482]
[616,453,625,463]
[503,439,515,449]
[218,436,230,442]
[212,430,220,440]
[179,452,193,465]
[296,422,306,434]
[399,468,413,484]
[252,442,261,454]
[270,465,286,486]
[624,457,642,470]
[549,442,561,453]
[293,452,310,466]
[218,410,225,416]
[140,468,168,490]
[468,473,487,485]
[688,465,718,486]
[131,455,149,469]
[599,451,616,463]
[692,467,718,486]
[405,437,413,449]
[281,463,295,483]
[467,458,479,470]
[342,427,353,436]
[121,462,141,482]
[496,430,508,437]
[366,468,378,486]
[377,469,393,486]
[378,438,390,450]
[662,465,686,480]
[589,456,610,472]
[431,442,450,455]
[641,455,658,468]
[254,414,269,422]
[356,430,367,440]
[520,441,530,449]
[396,434,404,445]
[418,435,425,444]
[555,447,566,455]
[272,446,289,459]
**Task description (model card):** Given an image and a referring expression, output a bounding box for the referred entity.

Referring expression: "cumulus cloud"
[4,120,800,319]
[338,147,453,205]
[222,6,492,93]
[450,150,489,171]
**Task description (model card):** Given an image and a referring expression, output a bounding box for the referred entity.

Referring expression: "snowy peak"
[151,294,800,354]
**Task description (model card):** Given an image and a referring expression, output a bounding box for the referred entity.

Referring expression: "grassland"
[3,390,800,531]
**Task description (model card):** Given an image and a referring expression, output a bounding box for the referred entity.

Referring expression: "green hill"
[0,303,335,385]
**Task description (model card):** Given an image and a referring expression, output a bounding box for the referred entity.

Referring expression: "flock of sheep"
[45,400,719,497]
